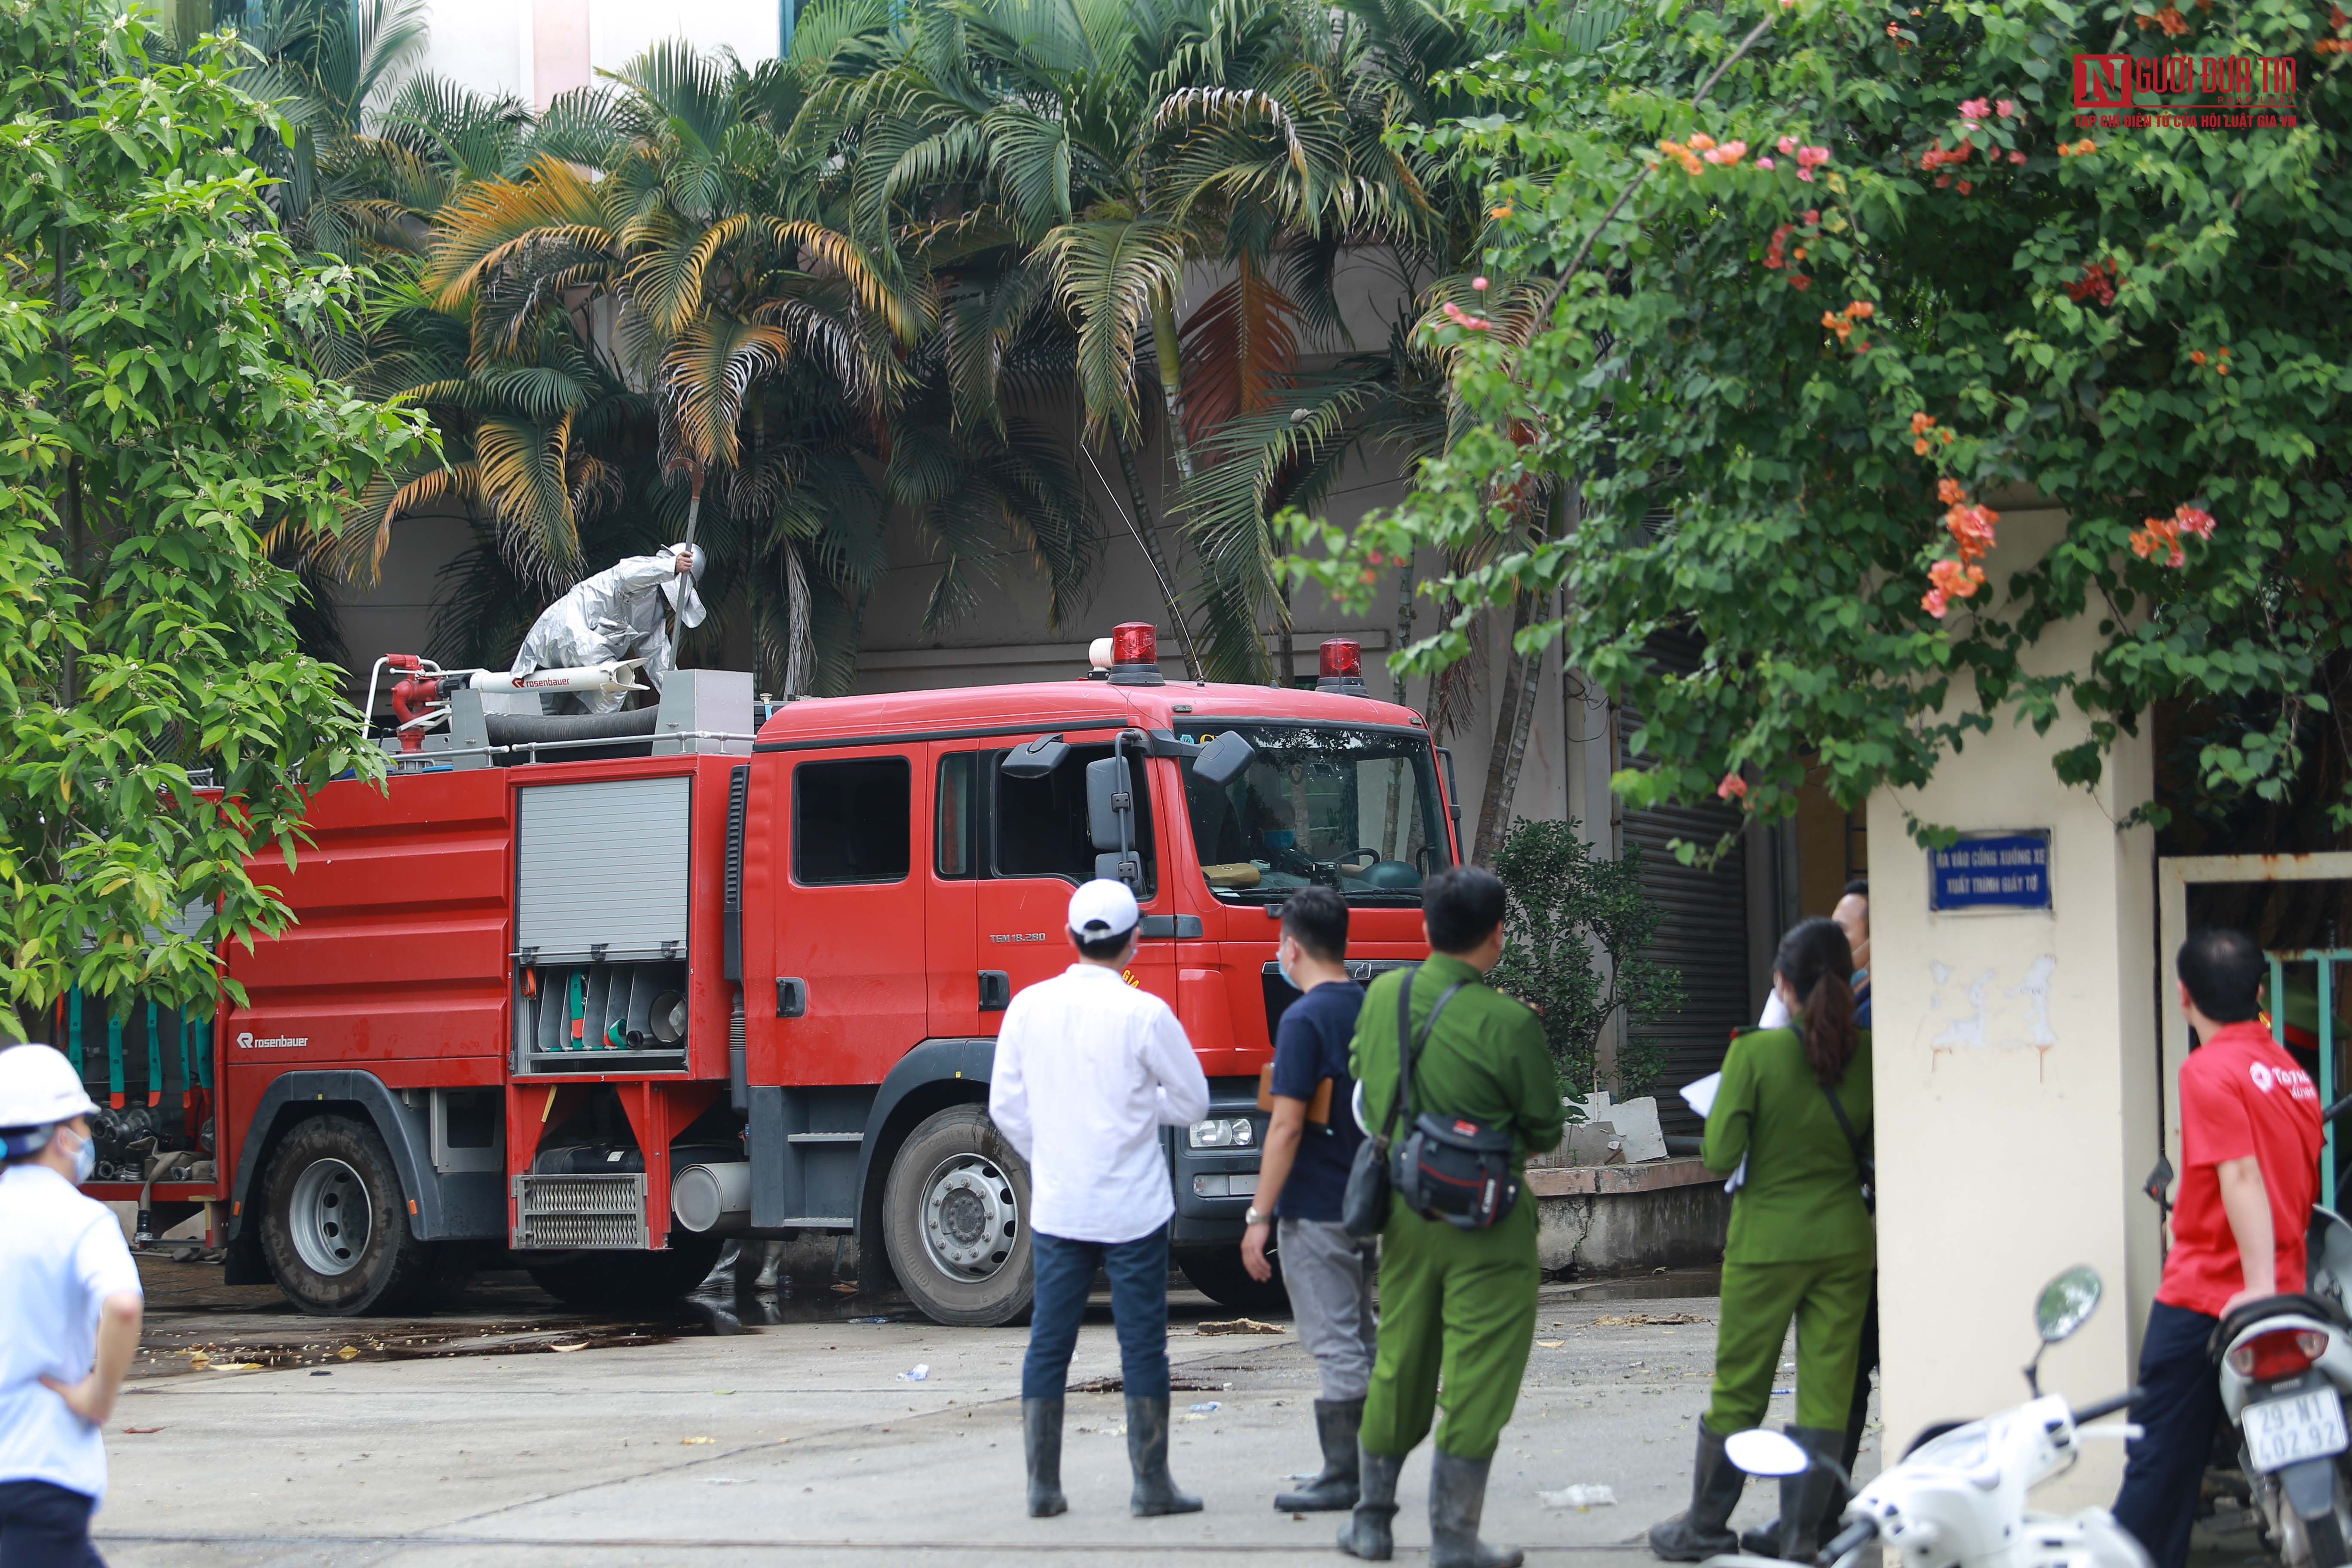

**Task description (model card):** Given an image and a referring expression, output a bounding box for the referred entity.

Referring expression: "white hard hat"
[657,544,707,629]
[1067,879,1141,940]
[0,1044,99,1131]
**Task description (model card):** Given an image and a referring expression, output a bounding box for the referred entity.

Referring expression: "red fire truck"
[98,625,1461,1325]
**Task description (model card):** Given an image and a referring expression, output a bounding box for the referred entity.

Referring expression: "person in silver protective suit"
[509,544,705,714]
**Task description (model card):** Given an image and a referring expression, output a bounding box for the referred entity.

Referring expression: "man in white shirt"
[989,879,1211,1521]
[1,1044,145,1566]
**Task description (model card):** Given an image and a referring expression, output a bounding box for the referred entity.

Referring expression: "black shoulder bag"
[1339,968,1464,1240]
[1819,1080,1875,1215]
[1391,980,1519,1232]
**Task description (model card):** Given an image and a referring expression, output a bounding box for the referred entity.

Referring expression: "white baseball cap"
[1067,879,1141,940]
[0,1044,100,1131]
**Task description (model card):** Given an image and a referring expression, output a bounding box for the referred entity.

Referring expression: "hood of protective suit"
[657,542,707,629]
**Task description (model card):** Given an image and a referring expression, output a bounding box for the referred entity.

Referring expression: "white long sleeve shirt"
[989,963,1211,1244]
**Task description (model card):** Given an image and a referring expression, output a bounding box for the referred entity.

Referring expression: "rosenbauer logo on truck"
[236,1031,309,1050]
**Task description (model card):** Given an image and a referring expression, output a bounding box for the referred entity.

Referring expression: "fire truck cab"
[204,628,1460,1324]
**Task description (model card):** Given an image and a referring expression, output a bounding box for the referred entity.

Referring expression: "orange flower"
[1914,438,1931,454]
[1717,772,1749,802]
[2190,350,2207,364]
[1938,477,1966,504]
[1912,412,1936,435]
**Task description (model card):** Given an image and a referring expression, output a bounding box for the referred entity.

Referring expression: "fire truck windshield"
[1179,724,1452,904]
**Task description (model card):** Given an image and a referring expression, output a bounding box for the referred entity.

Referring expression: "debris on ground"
[1196,1318,1284,1335]
[898,1364,930,1381]
[681,1436,714,1445]
[1188,1402,1220,1413]
[1589,1313,1706,1327]
[1540,1483,1617,1510]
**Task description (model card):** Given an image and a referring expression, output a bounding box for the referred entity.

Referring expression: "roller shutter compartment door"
[1618,631,1749,1138]
[516,777,691,962]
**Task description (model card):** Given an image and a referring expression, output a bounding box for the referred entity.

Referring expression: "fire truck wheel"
[882,1105,1034,1328]
[525,1236,725,1310]
[1175,1245,1290,1315]
[259,1115,439,1317]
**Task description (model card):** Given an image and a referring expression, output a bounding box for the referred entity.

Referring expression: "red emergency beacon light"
[1108,622,1165,686]
[1317,636,1368,696]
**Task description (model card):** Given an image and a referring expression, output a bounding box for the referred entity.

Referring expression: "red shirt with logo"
[2159,1020,2324,1317]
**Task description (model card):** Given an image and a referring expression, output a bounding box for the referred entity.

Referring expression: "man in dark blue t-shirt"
[1242,886,1372,1513]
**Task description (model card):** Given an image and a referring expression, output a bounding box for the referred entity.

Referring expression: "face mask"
[1277,941,1301,993]
[61,1126,95,1184]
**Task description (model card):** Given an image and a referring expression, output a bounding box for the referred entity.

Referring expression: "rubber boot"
[1125,1395,1203,1516]
[1023,1398,1067,1518]
[1737,1424,1850,1559]
[1430,1449,1524,1568]
[1647,1423,1746,1562]
[1275,1398,1364,1511]
[1337,1446,1405,1560]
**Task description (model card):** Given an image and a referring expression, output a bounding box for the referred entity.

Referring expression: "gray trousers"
[1279,1217,1378,1403]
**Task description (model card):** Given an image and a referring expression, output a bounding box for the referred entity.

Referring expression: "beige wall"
[1867,506,2160,1507]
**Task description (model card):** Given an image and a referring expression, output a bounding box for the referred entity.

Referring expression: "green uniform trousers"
[1360,1193,1540,1462]
[1705,1251,1873,1433]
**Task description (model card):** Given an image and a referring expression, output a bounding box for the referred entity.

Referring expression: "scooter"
[2212,1204,2352,1568]
[1704,1265,2150,1568]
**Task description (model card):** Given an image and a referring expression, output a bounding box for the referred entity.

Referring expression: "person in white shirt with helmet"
[989,879,1211,1522]
[0,1044,144,1568]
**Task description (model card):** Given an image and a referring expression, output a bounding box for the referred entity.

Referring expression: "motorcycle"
[2211,1203,2352,1568]
[1705,1265,2150,1568]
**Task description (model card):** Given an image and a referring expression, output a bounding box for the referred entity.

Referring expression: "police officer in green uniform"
[1649,916,1874,1562]
[1341,867,1565,1568]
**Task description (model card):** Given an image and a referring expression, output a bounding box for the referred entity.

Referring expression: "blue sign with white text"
[1929,831,2053,912]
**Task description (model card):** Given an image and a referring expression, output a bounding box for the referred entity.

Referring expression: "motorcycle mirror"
[2035,1265,2104,1344]
[1192,730,1256,787]
[1723,1428,1810,1478]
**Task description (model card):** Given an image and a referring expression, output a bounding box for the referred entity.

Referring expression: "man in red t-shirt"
[2114,928,2324,1568]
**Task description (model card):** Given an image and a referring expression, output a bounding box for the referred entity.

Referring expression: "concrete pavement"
[92,1262,1871,1567]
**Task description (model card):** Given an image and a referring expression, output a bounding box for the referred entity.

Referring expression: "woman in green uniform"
[1648,916,1872,1563]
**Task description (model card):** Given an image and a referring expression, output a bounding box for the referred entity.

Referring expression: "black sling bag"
[1390,974,1520,1232]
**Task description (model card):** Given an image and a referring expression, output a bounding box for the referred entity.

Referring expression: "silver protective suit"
[510,545,707,714]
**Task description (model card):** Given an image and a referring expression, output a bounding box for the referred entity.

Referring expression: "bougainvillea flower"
[1717,772,1750,802]
[1937,475,1964,502]
[1756,156,1776,169]
[1921,588,1950,618]
[1703,140,1749,165]
[1959,98,1992,119]
[1778,135,1798,154]
[1997,98,2018,116]
[2009,149,2027,163]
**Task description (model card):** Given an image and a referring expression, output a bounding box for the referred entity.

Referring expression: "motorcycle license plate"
[2245,1389,2350,1471]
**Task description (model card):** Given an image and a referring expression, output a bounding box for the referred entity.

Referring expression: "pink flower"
[1798,168,1814,181]
[1717,772,1749,802]
[1472,276,1489,290]
[1778,135,1798,155]
[2009,149,2027,163]
[2174,504,2217,539]
[1959,98,1992,119]
[1755,156,1776,169]
[1803,208,1820,223]
[1796,145,1831,166]
[1921,588,1950,618]
[1996,98,2018,117]
[1703,140,1749,165]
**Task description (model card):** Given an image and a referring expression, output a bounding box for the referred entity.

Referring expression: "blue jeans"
[2113,1300,2223,1568]
[0,1479,104,1568]
[1022,1225,1171,1402]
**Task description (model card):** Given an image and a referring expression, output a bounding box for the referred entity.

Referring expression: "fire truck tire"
[1174,1246,1289,1315]
[258,1115,440,1317]
[882,1105,1034,1328]
[524,1236,726,1310]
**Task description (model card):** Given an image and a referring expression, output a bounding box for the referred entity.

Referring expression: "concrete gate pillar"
[1865,505,2161,1507]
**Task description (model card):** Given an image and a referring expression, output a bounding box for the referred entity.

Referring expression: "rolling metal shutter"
[516,777,691,962]
[1618,630,1749,1136]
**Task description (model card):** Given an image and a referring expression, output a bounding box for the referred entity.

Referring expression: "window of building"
[989,743,1155,894]
[936,752,976,878]
[794,757,911,885]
